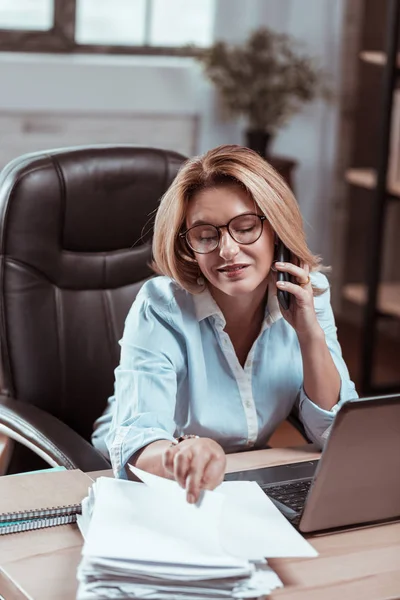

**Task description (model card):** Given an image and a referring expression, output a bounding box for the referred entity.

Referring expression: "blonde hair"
[152,144,325,294]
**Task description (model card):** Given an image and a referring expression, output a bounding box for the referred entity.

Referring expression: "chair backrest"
[0,145,186,445]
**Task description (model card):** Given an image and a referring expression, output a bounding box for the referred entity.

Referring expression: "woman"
[93,144,357,503]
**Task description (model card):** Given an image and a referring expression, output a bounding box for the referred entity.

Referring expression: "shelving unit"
[345,167,400,197]
[343,282,400,319]
[345,0,400,395]
[359,50,400,67]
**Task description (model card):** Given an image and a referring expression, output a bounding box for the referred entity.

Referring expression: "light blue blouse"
[92,272,358,479]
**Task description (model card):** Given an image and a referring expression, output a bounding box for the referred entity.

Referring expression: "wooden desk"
[0,445,399,600]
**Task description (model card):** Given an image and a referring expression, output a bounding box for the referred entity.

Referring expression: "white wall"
[242,0,345,265]
[0,53,202,159]
[202,0,346,263]
[0,0,345,262]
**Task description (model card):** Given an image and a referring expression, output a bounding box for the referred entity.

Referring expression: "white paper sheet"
[83,477,249,569]
[130,465,317,559]
[82,556,253,581]
[217,480,318,558]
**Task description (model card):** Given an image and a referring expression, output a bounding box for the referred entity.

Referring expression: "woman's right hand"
[162,437,226,504]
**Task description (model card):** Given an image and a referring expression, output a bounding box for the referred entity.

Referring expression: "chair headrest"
[0,145,186,288]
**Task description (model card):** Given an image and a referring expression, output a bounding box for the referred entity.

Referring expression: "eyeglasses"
[180,213,267,254]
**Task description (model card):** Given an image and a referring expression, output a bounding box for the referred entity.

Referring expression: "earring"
[197,275,205,286]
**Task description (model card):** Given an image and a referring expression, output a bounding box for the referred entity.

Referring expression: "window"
[0,0,54,30]
[0,0,215,55]
[75,0,148,46]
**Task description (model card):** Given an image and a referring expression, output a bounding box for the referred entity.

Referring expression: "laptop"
[225,394,400,534]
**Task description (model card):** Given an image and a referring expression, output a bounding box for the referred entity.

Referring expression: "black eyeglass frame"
[179,213,267,254]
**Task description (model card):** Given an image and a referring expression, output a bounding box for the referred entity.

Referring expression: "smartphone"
[276,240,293,311]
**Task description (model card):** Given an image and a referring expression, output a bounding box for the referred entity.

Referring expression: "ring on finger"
[298,275,311,287]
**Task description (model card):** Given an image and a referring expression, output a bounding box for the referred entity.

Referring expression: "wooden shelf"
[359,51,400,67]
[345,168,400,197]
[343,282,400,318]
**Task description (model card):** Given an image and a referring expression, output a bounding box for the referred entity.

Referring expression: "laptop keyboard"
[260,479,312,513]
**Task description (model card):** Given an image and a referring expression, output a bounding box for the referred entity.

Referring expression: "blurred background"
[0,0,399,453]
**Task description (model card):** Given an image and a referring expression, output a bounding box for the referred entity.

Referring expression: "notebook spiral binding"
[0,503,82,523]
[0,513,77,535]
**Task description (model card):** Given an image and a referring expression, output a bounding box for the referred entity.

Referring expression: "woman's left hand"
[275,262,322,340]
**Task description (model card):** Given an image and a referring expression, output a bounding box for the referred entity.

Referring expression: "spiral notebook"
[0,468,93,535]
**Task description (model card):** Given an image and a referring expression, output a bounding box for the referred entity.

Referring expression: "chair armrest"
[0,395,111,472]
[0,434,13,475]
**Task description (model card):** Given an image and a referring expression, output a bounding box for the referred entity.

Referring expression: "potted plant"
[196,27,332,156]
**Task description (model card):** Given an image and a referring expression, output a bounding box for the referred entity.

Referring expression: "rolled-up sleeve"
[298,273,358,448]
[107,298,185,479]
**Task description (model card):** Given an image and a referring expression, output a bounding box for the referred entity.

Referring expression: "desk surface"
[1,445,399,600]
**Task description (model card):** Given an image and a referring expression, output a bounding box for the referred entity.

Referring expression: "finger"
[275,261,309,285]
[200,454,226,490]
[300,261,310,276]
[276,280,311,303]
[185,451,211,504]
[173,449,192,488]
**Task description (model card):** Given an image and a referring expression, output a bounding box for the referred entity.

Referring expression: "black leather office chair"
[0,144,308,475]
[0,145,186,473]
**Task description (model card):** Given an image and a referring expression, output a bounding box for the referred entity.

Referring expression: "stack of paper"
[76,466,317,599]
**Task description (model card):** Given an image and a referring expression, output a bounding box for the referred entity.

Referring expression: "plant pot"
[245,129,272,158]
